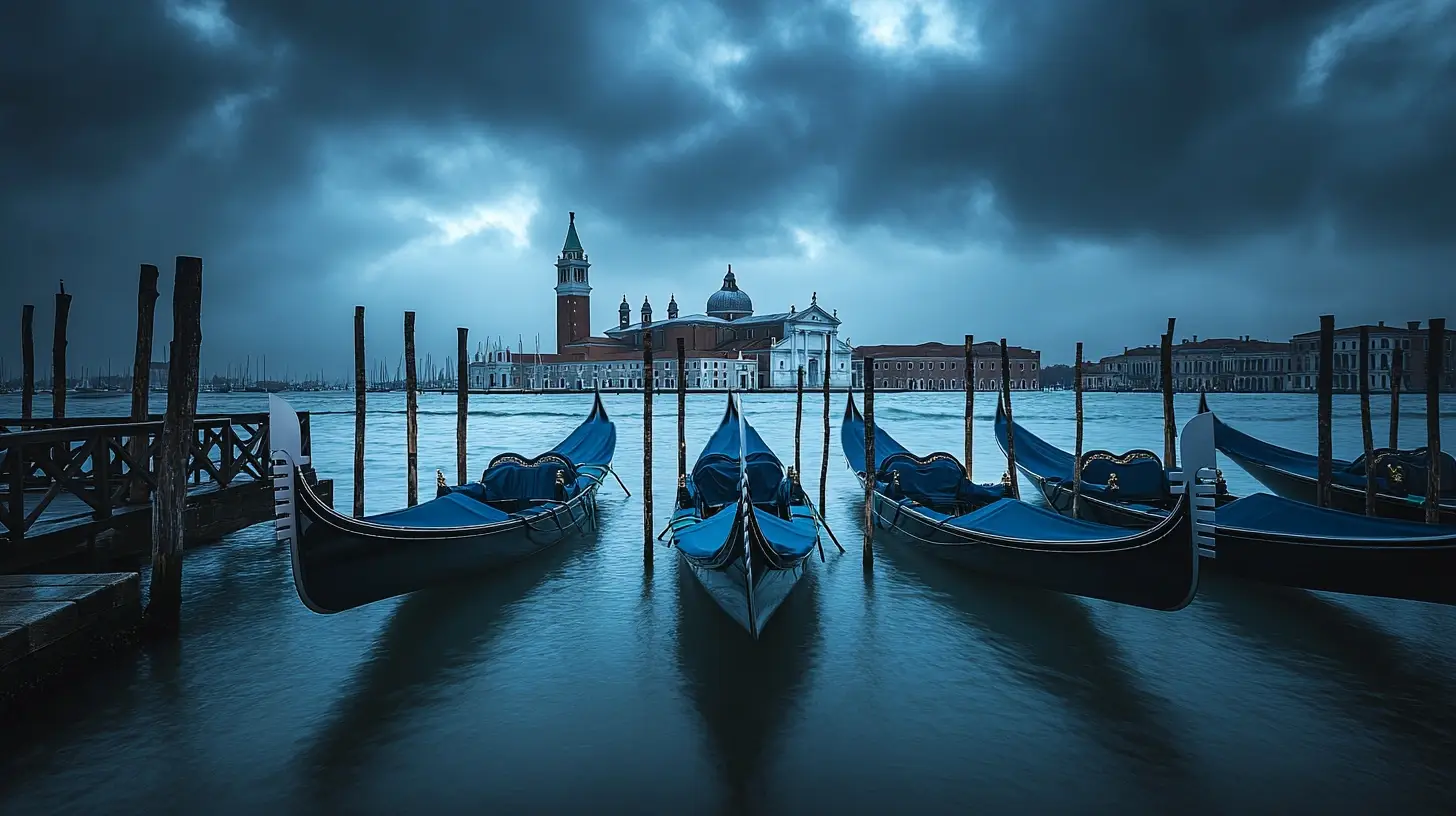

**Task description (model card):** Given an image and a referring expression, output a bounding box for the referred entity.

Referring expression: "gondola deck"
[995,401,1456,606]
[269,392,616,613]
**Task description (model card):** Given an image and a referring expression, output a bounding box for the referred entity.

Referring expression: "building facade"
[851,342,1042,391]
[1287,320,1455,393]
[468,212,852,391]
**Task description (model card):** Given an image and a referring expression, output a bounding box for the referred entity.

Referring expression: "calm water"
[3,390,1456,814]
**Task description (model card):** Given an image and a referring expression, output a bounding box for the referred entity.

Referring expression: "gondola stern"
[267,394,335,616]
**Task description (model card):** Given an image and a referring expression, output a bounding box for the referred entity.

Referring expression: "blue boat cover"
[842,398,1005,505]
[549,395,617,467]
[942,499,1149,542]
[756,506,819,558]
[994,404,1171,502]
[1215,415,1455,499]
[1216,492,1456,540]
[691,399,785,506]
[673,504,739,559]
[367,492,512,527]
[672,504,818,559]
[376,394,615,528]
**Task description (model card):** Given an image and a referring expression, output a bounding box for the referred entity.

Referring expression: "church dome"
[706,265,753,320]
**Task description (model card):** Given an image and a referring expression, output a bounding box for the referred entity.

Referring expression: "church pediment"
[787,302,838,326]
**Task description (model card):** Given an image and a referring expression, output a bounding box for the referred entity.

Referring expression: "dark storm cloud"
[1,0,1453,374]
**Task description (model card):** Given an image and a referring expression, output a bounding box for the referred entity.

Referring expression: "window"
[896,362,902,370]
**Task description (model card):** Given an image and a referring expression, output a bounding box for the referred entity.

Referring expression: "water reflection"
[301,539,590,790]
[1200,574,1456,758]
[674,557,822,813]
[876,540,1189,783]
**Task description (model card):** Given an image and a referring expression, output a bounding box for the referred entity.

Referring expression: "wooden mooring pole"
[1425,318,1445,524]
[794,365,804,478]
[129,265,160,503]
[677,338,687,484]
[999,339,1020,500]
[146,256,203,634]
[20,304,34,419]
[1073,341,1084,518]
[1390,347,1403,449]
[1316,314,1334,508]
[963,334,974,479]
[353,306,366,517]
[1162,317,1177,469]
[1359,325,1375,516]
[457,327,469,485]
[862,357,875,568]
[820,332,831,514]
[643,332,654,567]
[405,311,418,507]
[52,282,72,418]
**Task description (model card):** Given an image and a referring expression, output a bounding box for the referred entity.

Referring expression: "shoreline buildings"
[469,213,852,391]
[851,342,1042,391]
[1087,322,1454,393]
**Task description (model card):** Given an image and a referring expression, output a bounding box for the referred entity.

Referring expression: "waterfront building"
[1095,337,1290,392]
[467,212,851,391]
[851,342,1041,391]
[1287,319,1455,393]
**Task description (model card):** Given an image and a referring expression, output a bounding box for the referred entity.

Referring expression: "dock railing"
[0,411,312,543]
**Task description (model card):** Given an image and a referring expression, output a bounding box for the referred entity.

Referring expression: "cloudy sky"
[2,0,1454,377]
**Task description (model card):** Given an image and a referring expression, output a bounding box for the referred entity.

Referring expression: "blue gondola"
[995,397,1456,606]
[1204,394,1455,525]
[842,396,1215,611]
[268,392,615,613]
[671,394,819,639]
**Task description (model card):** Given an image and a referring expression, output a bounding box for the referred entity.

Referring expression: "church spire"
[562,210,584,254]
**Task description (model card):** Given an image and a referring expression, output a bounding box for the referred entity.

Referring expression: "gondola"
[670,394,820,639]
[841,396,1215,611]
[1206,396,1455,525]
[268,392,616,613]
[995,399,1456,606]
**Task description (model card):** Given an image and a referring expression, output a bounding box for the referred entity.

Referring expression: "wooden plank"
[0,584,124,617]
[0,602,79,651]
[0,573,136,588]
[0,624,24,667]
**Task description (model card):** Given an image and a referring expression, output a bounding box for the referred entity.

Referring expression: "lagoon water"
[2,390,1455,814]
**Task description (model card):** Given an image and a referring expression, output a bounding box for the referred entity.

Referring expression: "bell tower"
[555,211,592,352]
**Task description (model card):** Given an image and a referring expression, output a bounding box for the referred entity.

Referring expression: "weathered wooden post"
[1073,341,1084,518]
[146,256,203,633]
[1359,325,1375,515]
[963,334,974,478]
[1162,318,1177,469]
[129,265,160,504]
[676,337,687,484]
[52,282,72,418]
[457,327,469,485]
[863,356,876,568]
[819,332,831,514]
[1316,314,1334,508]
[20,304,34,419]
[794,365,804,478]
[353,306,366,517]
[643,332,654,567]
[999,339,1020,500]
[1425,318,1445,524]
[1390,347,1403,449]
[405,311,418,507]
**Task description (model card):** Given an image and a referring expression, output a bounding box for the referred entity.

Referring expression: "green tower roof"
[562,211,584,253]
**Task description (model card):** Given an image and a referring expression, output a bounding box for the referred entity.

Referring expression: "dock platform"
[0,573,141,713]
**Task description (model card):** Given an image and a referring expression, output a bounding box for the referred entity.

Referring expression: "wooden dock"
[0,573,140,713]
[1,411,333,572]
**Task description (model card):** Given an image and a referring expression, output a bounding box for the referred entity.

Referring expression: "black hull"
[1027,466,1456,606]
[1219,448,1456,526]
[679,547,807,639]
[290,470,600,614]
[861,474,1198,611]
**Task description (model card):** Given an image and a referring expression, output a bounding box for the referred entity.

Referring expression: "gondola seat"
[367,492,512,528]
[1340,448,1456,499]
[1077,449,1169,503]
